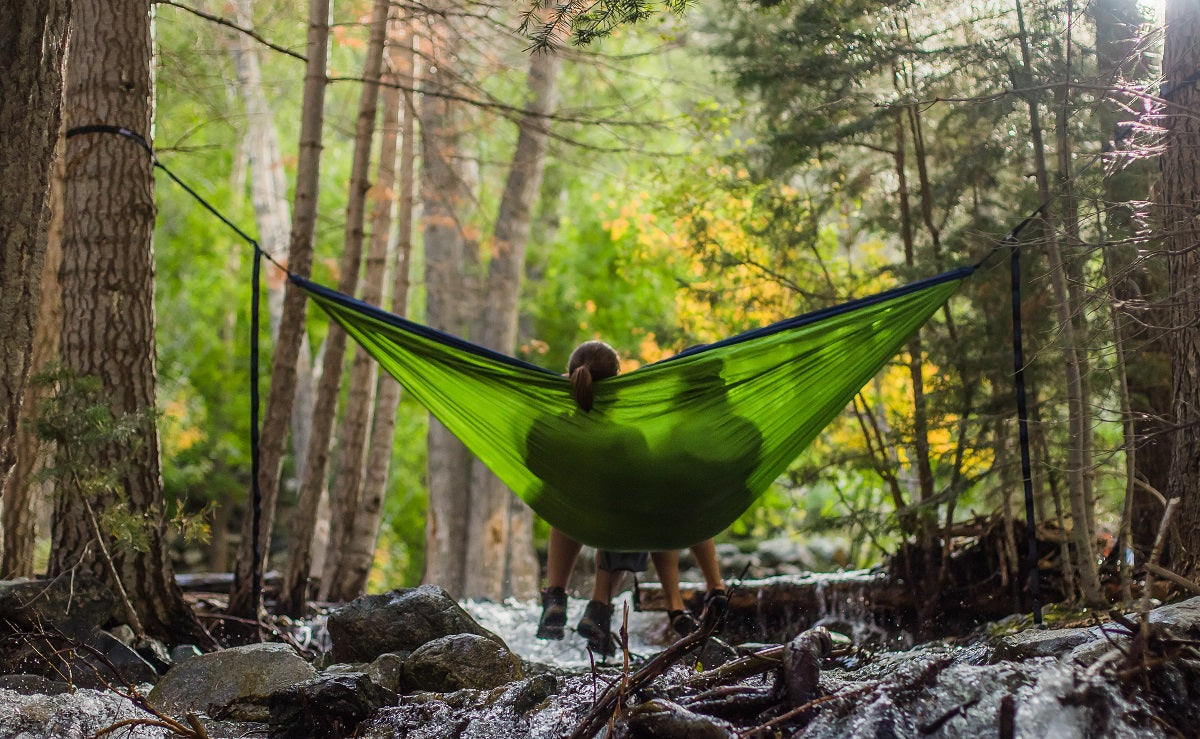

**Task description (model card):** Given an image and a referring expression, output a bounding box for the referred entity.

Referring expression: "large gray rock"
[328,585,503,663]
[402,633,524,692]
[0,577,118,637]
[147,642,317,722]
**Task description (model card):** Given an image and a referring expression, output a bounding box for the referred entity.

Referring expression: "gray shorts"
[596,550,649,573]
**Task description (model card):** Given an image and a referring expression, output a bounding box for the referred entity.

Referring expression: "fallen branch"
[1143,562,1200,597]
[569,607,722,739]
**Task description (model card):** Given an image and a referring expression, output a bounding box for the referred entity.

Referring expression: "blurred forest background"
[4,0,1199,640]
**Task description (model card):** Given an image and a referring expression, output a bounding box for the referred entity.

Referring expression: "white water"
[463,590,677,670]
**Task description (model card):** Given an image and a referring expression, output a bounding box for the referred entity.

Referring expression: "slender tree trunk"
[1014,0,1104,605]
[887,95,934,546]
[279,0,389,614]
[463,48,562,601]
[1161,0,1200,578]
[0,0,71,571]
[333,27,420,600]
[420,6,476,597]
[229,0,330,622]
[52,0,210,642]
[227,0,317,493]
[319,2,408,602]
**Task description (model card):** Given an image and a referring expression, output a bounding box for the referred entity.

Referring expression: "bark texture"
[229,0,330,621]
[0,0,71,570]
[53,0,206,642]
[1161,0,1200,576]
[333,26,420,600]
[420,7,476,597]
[279,0,389,614]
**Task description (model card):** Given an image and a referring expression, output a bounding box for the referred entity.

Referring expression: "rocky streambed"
[1,576,1199,738]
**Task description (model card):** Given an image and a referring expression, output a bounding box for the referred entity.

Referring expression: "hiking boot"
[702,589,728,629]
[536,587,568,640]
[577,600,616,656]
[668,609,698,637]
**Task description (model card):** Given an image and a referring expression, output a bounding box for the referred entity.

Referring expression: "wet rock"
[783,626,832,707]
[0,577,118,637]
[625,698,737,738]
[511,673,557,715]
[86,629,160,685]
[0,628,158,689]
[1147,595,1200,634]
[328,584,503,663]
[0,687,162,737]
[403,633,524,692]
[268,672,398,739]
[0,674,72,695]
[367,652,407,694]
[148,642,316,722]
[170,644,202,665]
[691,636,739,671]
[992,625,1094,661]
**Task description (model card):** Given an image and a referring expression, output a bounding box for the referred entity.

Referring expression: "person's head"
[567,340,620,412]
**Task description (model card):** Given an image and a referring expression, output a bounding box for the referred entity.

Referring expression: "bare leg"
[689,539,725,592]
[590,567,613,602]
[651,550,685,611]
[546,527,583,589]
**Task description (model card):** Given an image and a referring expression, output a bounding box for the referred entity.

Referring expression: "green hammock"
[293,266,972,551]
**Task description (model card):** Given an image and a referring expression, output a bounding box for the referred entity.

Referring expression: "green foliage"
[31,368,209,554]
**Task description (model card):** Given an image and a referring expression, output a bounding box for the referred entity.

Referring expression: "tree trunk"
[1161,0,1200,577]
[1014,0,1103,605]
[323,11,412,602]
[229,0,330,622]
[463,48,562,601]
[333,26,420,600]
[53,0,209,642]
[420,8,476,597]
[1092,0,1170,560]
[3,123,66,580]
[226,0,318,496]
[279,0,389,614]
[0,0,71,572]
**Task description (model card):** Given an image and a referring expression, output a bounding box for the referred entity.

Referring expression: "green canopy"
[294,267,971,551]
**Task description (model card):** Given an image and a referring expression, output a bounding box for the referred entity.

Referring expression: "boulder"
[0,578,117,637]
[269,672,397,739]
[328,585,503,663]
[402,633,524,692]
[148,642,316,722]
[0,629,158,690]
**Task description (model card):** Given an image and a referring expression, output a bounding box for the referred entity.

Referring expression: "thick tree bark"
[52,0,209,643]
[420,7,476,597]
[1161,0,1200,577]
[279,0,389,614]
[0,0,71,572]
[229,0,330,622]
[463,48,562,601]
[333,27,420,600]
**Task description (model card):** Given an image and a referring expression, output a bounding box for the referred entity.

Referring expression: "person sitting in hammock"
[532,339,728,655]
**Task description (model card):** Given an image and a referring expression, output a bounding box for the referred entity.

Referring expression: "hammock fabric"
[293,266,973,551]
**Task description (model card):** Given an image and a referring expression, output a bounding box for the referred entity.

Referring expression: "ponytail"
[567,340,620,412]
[571,364,596,411]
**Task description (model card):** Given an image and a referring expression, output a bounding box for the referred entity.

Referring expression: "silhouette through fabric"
[292,266,972,551]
